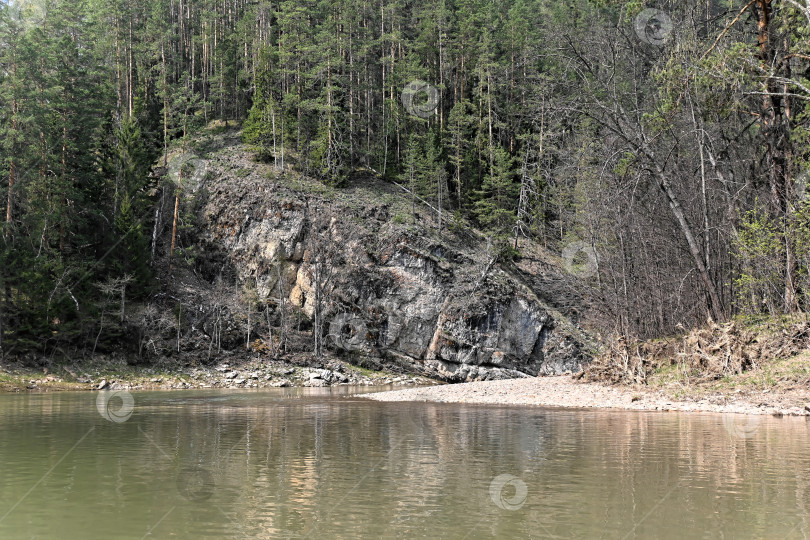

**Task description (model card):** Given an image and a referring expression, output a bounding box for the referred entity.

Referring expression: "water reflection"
[0,390,807,538]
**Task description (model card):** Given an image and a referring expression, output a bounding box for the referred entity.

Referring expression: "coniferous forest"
[1,0,810,357]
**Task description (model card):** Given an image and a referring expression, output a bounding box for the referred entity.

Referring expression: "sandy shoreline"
[363,376,810,416]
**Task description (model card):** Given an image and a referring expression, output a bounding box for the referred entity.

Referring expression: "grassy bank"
[644,349,810,406]
[579,316,810,412]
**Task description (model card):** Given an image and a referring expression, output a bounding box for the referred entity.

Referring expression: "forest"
[0,0,809,357]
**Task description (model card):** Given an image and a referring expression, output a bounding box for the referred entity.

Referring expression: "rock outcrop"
[167,132,593,382]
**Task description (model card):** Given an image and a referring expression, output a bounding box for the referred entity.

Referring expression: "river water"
[0,387,807,539]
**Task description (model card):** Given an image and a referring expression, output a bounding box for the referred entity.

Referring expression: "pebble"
[363,376,809,416]
[13,355,426,392]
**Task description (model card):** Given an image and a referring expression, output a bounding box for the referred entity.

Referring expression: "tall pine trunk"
[169,169,182,278]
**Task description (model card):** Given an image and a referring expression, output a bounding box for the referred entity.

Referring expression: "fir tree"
[474,145,518,241]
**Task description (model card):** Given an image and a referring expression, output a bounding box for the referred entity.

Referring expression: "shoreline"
[0,356,435,393]
[362,376,810,416]
[4,357,809,417]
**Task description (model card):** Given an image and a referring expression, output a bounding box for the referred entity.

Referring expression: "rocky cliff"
[157,130,593,382]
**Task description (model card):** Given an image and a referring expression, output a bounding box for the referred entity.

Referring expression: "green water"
[0,387,808,539]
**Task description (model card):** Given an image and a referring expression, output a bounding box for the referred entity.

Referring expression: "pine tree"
[474,145,518,244]
[446,98,475,209]
[418,130,447,229]
[243,48,281,163]
[107,117,154,295]
[400,134,422,221]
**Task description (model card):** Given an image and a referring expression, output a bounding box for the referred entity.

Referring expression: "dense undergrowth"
[582,316,810,390]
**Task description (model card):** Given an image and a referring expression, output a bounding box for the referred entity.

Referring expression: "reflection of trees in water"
[552,412,810,538]
[131,400,554,536]
[36,394,810,538]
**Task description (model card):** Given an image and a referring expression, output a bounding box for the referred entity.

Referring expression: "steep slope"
[155,130,593,382]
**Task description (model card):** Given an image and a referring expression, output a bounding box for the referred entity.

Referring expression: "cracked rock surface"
[166,132,594,382]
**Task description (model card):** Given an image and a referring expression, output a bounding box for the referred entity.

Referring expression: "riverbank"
[6,356,809,416]
[364,372,810,416]
[0,354,435,392]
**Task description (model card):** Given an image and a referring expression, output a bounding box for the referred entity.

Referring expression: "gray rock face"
[182,144,592,382]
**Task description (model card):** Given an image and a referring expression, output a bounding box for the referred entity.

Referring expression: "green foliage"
[733,207,785,314]
[243,49,281,162]
[113,193,152,293]
[474,146,518,235]
[0,0,808,351]
[448,210,468,234]
[613,151,637,178]
[789,203,810,308]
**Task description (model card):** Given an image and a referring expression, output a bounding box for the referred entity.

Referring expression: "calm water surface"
[0,387,808,539]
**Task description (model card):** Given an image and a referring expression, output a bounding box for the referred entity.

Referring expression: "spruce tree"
[474,145,518,248]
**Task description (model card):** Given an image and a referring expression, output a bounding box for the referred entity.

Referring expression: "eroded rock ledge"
[170,135,593,382]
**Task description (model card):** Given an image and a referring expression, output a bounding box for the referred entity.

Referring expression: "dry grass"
[581,316,810,387]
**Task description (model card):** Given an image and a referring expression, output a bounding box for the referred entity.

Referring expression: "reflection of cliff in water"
[131,393,810,538]
[0,391,808,538]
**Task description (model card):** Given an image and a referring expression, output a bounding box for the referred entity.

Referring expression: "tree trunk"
[162,41,169,168]
[151,186,165,264]
[756,0,797,311]
[654,166,723,322]
[5,150,14,235]
[169,171,182,277]
[6,82,17,236]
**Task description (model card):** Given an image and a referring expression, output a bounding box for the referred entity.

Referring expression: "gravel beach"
[363,376,810,416]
